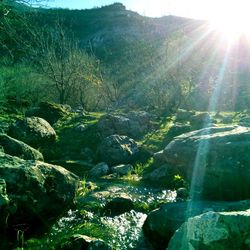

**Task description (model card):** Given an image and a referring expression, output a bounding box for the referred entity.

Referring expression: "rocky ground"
[0,102,250,249]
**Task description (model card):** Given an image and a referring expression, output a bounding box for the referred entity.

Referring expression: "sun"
[207,1,250,43]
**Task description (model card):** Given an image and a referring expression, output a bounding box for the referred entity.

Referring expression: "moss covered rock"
[143,200,250,250]
[0,153,78,248]
[8,116,56,148]
[157,125,250,200]
[98,135,139,165]
[168,210,250,250]
[0,134,43,160]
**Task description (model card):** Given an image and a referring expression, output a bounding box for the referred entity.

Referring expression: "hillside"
[1,2,249,112]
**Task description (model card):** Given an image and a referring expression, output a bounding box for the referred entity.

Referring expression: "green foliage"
[0,63,52,108]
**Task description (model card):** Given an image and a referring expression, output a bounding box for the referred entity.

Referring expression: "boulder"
[0,134,43,161]
[143,200,250,250]
[190,112,212,128]
[8,117,56,148]
[0,153,78,247]
[89,162,109,177]
[176,187,189,200]
[221,115,233,124]
[143,164,179,187]
[59,234,112,250]
[103,196,134,216]
[111,164,133,176]
[167,123,192,138]
[239,116,250,127]
[98,111,153,139]
[51,160,94,178]
[127,110,154,128]
[98,135,139,165]
[25,102,69,124]
[168,210,250,250]
[157,126,250,200]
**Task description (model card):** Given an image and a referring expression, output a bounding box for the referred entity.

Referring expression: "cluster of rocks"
[2,104,249,249]
[0,153,78,249]
[0,103,158,248]
[0,103,80,248]
[142,119,250,249]
[89,162,133,178]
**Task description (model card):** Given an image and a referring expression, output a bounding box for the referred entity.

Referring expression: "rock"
[51,160,94,177]
[190,112,212,128]
[98,111,154,139]
[0,134,43,161]
[221,115,233,124]
[143,164,179,187]
[111,164,133,176]
[168,210,250,250]
[239,116,250,127]
[103,196,134,216]
[8,117,56,148]
[167,123,192,137]
[98,135,139,165]
[25,102,69,124]
[98,114,131,137]
[127,110,154,129]
[158,125,250,200]
[0,153,78,247]
[176,109,195,121]
[176,187,189,200]
[89,162,109,177]
[59,234,112,250]
[143,200,250,250]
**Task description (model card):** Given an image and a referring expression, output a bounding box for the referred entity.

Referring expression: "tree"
[29,22,102,105]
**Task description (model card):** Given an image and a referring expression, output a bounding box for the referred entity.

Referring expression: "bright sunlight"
[208,0,250,43]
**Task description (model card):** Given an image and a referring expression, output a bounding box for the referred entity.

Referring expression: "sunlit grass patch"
[140,116,175,152]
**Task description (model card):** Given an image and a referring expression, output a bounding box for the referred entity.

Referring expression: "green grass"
[140,116,175,153]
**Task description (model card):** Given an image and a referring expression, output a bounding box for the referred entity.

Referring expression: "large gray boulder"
[190,112,212,128]
[143,164,179,187]
[89,162,109,178]
[0,134,43,161]
[168,210,250,250]
[167,123,192,138]
[157,126,250,200]
[97,111,154,139]
[143,200,250,250]
[98,135,139,165]
[8,116,56,148]
[0,153,78,248]
[111,164,133,176]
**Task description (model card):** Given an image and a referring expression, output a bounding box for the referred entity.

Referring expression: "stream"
[49,181,177,250]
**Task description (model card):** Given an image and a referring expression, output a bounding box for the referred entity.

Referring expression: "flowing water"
[28,183,176,249]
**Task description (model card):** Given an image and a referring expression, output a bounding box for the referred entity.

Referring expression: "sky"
[40,0,249,22]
